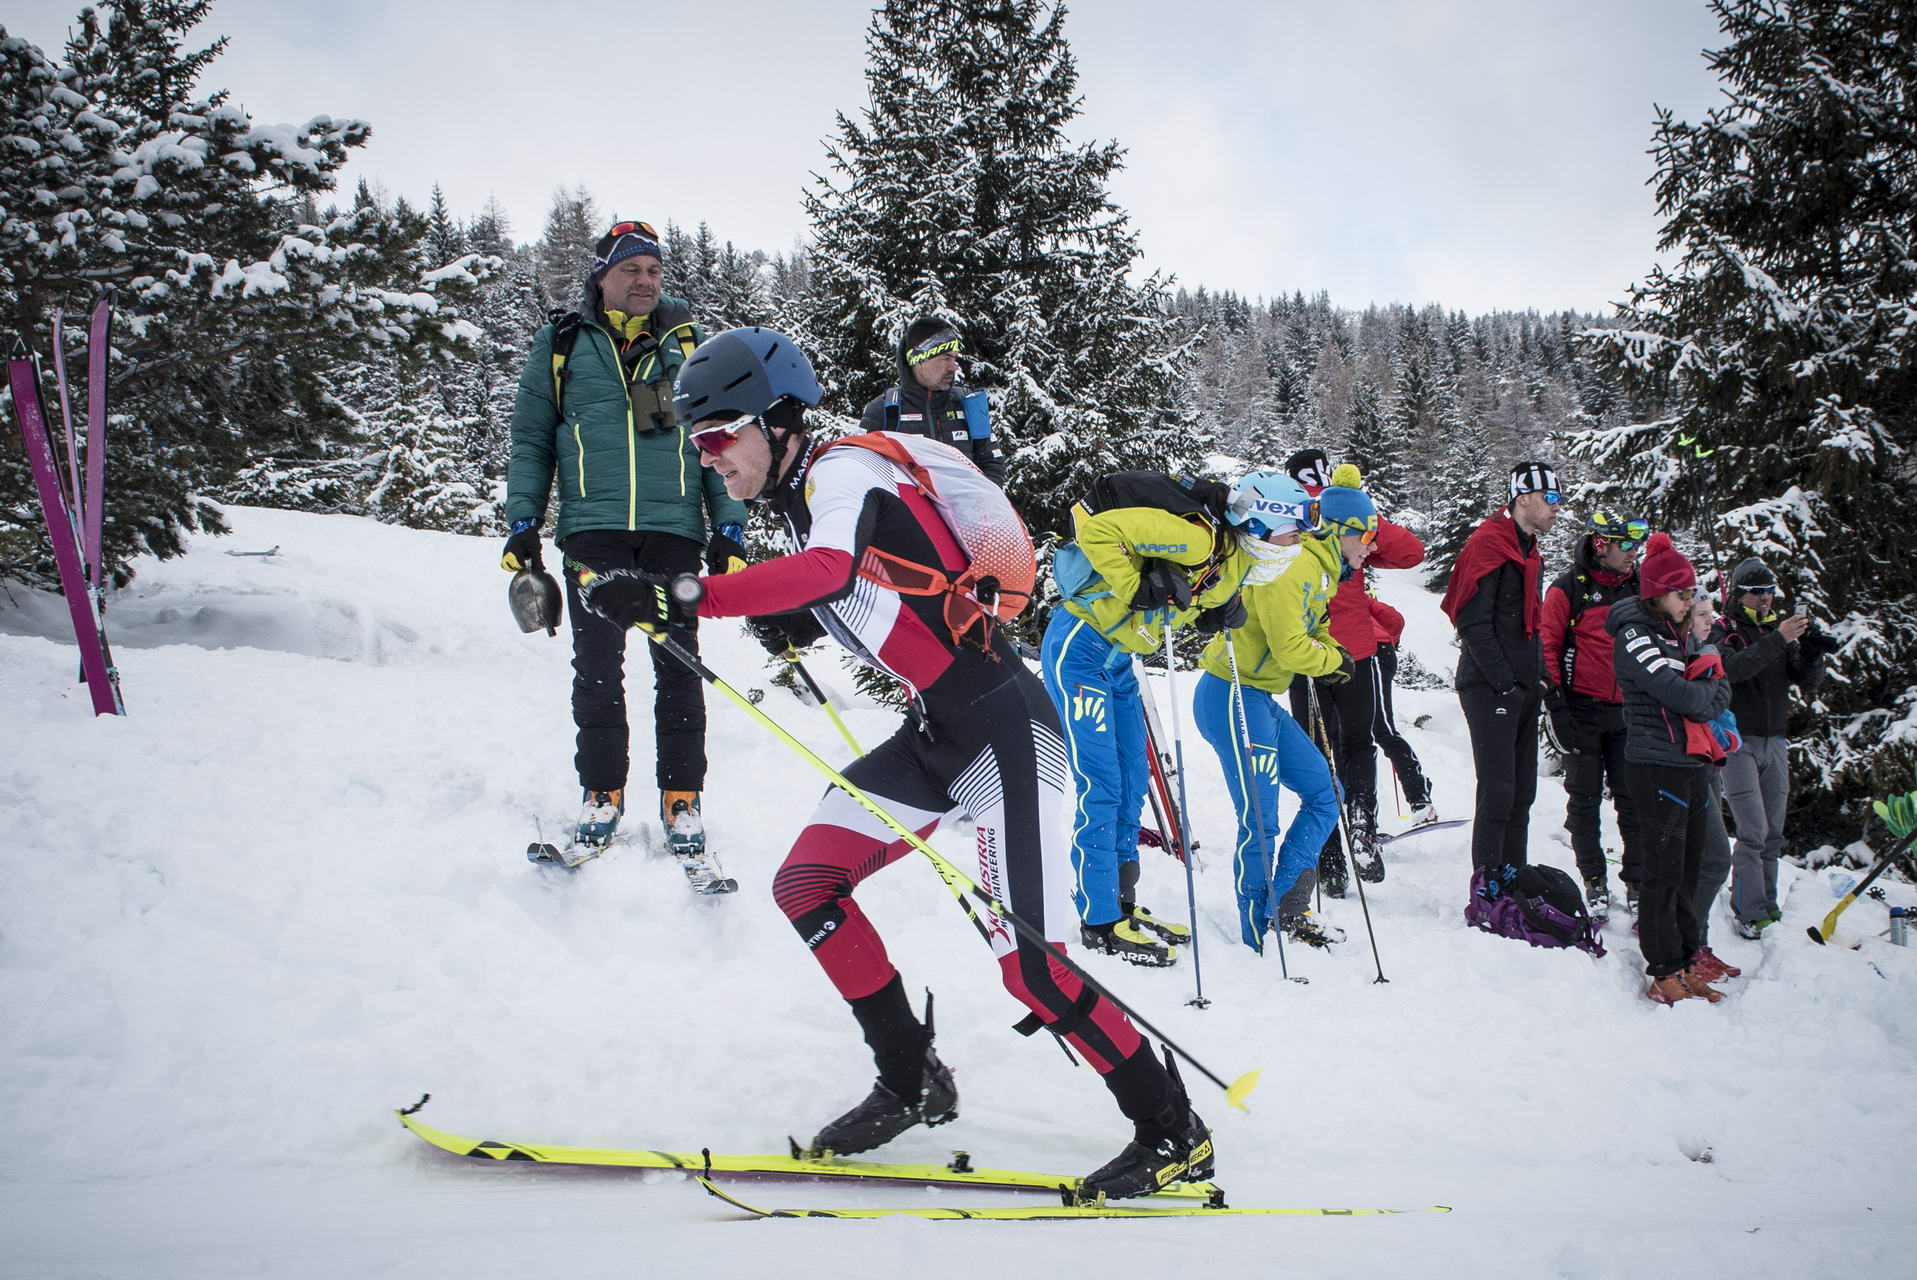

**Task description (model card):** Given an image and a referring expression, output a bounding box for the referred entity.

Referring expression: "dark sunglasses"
[690,415,758,459]
[1743,586,1777,596]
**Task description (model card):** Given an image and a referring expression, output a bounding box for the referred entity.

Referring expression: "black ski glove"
[747,615,796,656]
[1542,686,1584,754]
[582,570,703,634]
[1322,651,1357,685]
[706,525,749,576]
[1194,593,1247,634]
[1129,558,1193,613]
[501,519,543,572]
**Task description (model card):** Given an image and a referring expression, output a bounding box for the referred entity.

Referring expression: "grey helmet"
[673,327,823,425]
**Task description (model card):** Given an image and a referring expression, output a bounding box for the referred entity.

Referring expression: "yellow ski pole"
[785,652,863,759]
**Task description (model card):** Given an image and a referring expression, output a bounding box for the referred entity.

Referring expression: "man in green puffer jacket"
[500,220,748,859]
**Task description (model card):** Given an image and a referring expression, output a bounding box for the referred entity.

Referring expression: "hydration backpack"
[1464,863,1606,957]
[820,432,1035,648]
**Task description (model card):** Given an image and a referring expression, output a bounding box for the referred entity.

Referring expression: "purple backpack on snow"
[1464,863,1606,957]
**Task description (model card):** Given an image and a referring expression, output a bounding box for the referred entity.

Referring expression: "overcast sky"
[10,0,1731,315]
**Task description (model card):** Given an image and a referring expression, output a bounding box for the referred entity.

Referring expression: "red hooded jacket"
[1299,479,1426,661]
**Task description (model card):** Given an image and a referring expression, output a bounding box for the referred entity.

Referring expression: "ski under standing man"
[859,316,1006,486]
[575,327,1214,1200]
[1190,471,1349,951]
[1540,508,1650,917]
[1042,471,1257,966]
[500,220,747,872]
[1440,461,1562,876]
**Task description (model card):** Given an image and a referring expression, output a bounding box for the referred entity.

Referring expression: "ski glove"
[1194,593,1247,634]
[746,615,796,657]
[501,519,543,573]
[582,570,703,634]
[1321,651,1357,685]
[1129,559,1193,613]
[706,525,749,576]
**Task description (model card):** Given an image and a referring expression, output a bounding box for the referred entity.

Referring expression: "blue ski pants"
[1193,671,1341,948]
[1040,613,1149,928]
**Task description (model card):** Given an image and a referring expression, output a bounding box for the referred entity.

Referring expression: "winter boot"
[1690,946,1741,981]
[1678,965,1726,1003]
[1624,882,1640,915]
[1081,1050,1214,1203]
[1645,973,1693,1006]
[812,991,959,1157]
[1280,912,1345,949]
[1731,913,1776,941]
[1583,876,1612,921]
[575,788,625,847]
[1082,919,1177,967]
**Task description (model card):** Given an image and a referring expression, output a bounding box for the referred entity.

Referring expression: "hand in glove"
[1129,558,1193,613]
[746,615,796,657]
[1322,651,1356,685]
[1194,593,1247,635]
[1542,685,1585,755]
[501,519,543,572]
[581,569,703,634]
[706,524,749,576]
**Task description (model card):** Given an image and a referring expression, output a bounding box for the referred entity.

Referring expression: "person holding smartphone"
[1711,558,1827,938]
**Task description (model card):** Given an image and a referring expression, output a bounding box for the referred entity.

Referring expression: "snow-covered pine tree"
[803,0,1201,539]
[366,401,492,535]
[535,186,599,314]
[426,184,465,270]
[0,2,486,586]
[1569,0,1917,835]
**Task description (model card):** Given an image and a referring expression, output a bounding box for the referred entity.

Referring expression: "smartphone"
[1794,601,1809,616]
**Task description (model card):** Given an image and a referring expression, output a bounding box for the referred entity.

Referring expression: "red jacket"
[1540,538,1635,704]
[1326,518,1424,660]
[1368,596,1406,647]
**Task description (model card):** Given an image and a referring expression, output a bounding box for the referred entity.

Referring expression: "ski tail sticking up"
[5,335,122,715]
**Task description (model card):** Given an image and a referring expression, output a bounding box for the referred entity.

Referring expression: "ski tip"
[1226,1068,1261,1113]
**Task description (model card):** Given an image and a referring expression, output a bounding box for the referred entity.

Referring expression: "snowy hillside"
[3,505,1914,1279]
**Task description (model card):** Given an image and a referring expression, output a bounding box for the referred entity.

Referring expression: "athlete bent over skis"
[576,328,1212,1200]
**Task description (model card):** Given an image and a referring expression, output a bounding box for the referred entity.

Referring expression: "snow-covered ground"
[3,505,1913,1279]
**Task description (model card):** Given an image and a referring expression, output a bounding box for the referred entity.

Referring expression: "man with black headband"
[500,219,747,872]
[860,316,1007,486]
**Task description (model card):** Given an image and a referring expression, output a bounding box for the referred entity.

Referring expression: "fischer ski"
[395,1102,1221,1199]
[695,1170,1451,1220]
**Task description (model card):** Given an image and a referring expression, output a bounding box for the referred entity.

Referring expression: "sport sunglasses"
[690,415,760,459]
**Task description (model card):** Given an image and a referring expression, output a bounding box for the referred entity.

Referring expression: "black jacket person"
[859,317,1007,485]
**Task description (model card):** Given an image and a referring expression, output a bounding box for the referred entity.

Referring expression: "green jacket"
[1059,503,1253,654]
[1198,536,1347,692]
[504,295,746,542]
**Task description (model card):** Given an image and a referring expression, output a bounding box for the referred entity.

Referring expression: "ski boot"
[662,791,736,893]
[1081,919,1176,967]
[1123,902,1192,947]
[1624,882,1640,915]
[1317,845,1348,899]
[1080,1052,1214,1202]
[1350,825,1385,883]
[1583,876,1611,921]
[1281,913,1346,949]
[575,788,625,847]
[811,1043,958,1157]
[1405,801,1440,828]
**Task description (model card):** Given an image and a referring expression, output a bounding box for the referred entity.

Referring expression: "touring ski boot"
[1317,844,1348,899]
[575,788,625,847]
[1405,800,1440,828]
[1081,918,1177,967]
[1123,902,1192,947]
[1350,824,1385,883]
[1281,912,1346,949]
[1080,1050,1214,1203]
[1583,875,1612,921]
[811,1000,959,1157]
[661,791,735,894]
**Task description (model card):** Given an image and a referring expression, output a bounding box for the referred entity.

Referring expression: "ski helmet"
[673,327,823,426]
[1226,469,1316,540]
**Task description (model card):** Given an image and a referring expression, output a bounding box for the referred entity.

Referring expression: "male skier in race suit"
[573,327,1213,1201]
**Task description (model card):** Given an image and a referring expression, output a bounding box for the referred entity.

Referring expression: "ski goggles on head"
[904,328,962,366]
[1589,512,1650,549]
[594,221,662,270]
[689,414,759,459]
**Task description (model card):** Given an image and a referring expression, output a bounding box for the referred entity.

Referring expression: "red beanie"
[1638,532,1697,599]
